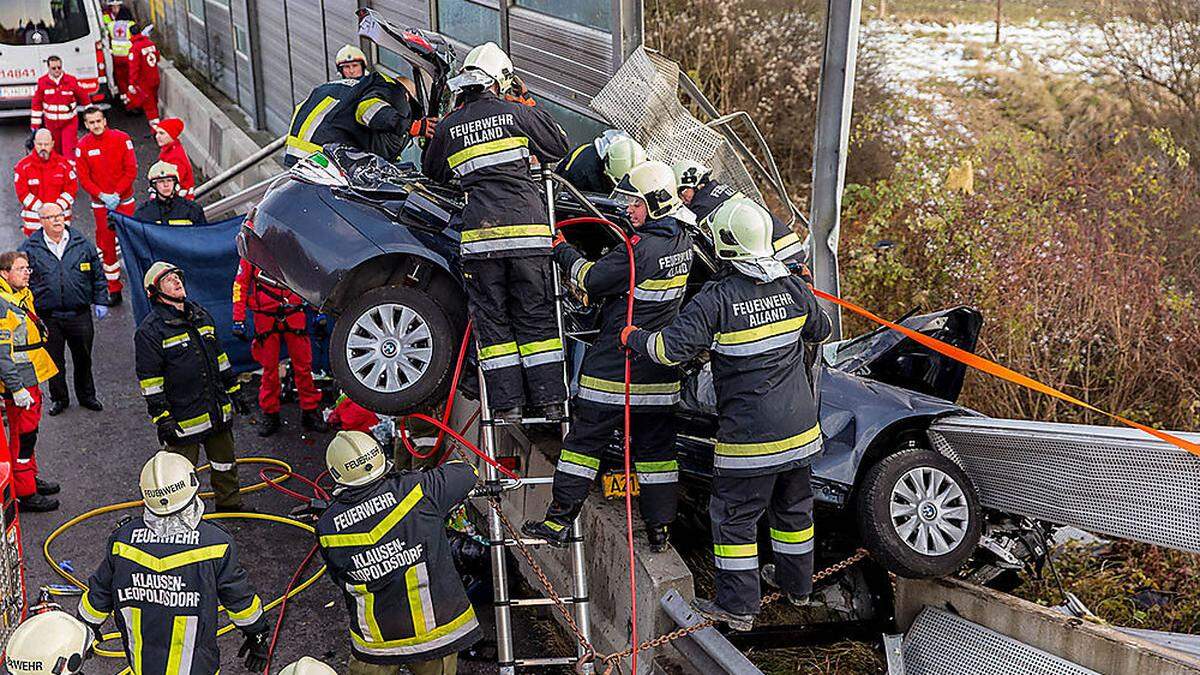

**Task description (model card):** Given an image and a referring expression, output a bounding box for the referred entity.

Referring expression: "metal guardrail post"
[659,590,764,675]
[192,135,286,200]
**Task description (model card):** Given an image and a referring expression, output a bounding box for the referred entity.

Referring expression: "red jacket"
[30,73,89,130]
[126,34,160,105]
[157,140,196,199]
[75,129,137,201]
[328,395,380,434]
[232,260,307,328]
[13,151,77,225]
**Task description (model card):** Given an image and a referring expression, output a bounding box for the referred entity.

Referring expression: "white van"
[0,0,114,118]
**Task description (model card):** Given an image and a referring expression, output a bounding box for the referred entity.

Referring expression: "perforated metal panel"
[904,607,1099,675]
[589,47,764,205]
[929,416,1200,553]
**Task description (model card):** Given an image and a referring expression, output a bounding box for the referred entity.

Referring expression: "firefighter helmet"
[326,430,389,487]
[335,45,368,74]
[147,160,180,182]
[612,160,679,219]
[603,137,647,183]
[140,451,201,516]
[455,42,514,92]
[671,160,712,193]
[143,261,183,297]
[706,197,774,261]
[280,657,338,675]
[4,610,91,675]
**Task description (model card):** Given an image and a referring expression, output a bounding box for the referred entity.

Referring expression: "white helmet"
[280,657,338,675]
[451,42,514,92]
[671,160,712,194]
[706,197,774,261]
[603,137,647,183]
[612,160,679,220]
[147,160,180,182]
[140,451,200,516]
[326,431,389,487]
[4,610,91,675]
[335,44,368,73]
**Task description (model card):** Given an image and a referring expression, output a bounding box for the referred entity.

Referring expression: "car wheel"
[331,285,455,415]
[856,447,982,578]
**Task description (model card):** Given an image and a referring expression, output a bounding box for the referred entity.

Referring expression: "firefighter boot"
[760,563,815,607]
[258,412,281,437]
[647,524,671,553]
[694,598,754,632]
[521,519,571,548]
[301,409,330,433]
[19,493,60,513]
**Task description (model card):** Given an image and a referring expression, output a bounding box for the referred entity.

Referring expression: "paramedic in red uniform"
[75,106,136,305]
[29,56,89,161]
[153,118,196,199]
[125,26,162,129]
[13,129,77,237]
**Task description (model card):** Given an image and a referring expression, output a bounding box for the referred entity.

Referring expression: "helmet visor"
[448,68,495,92]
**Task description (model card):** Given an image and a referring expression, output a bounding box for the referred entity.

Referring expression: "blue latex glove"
[93,305,109,320]
[231,320,248,342]
[99,193,120,210]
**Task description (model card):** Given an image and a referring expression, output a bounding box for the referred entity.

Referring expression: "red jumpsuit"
[157,139,196,200]
[75,128,137,293]
[29,73,89,161]
[13,150,77,236]
[125,33,161,127]
[327,395,380,434]
[232,260,321,415]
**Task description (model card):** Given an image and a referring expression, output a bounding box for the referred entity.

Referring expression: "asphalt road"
[0,110,525,673]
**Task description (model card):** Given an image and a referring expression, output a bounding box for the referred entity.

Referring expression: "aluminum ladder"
[478,174,593,674]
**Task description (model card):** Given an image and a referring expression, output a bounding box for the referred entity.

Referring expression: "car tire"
[331,285,455,415]
[856,447,982,578]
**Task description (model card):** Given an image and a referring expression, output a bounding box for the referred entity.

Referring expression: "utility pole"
[995,0,1003,44]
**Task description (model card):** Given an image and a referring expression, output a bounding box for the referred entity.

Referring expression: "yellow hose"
[41,457,327,670]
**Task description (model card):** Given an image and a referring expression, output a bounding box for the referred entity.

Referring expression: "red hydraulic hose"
[400,318,476,461]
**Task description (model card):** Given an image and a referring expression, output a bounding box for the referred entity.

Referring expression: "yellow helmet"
[326,431,388,487]
[279,657,338,675]
[147,160,180,182]
[140,451,200,516]
[603,137,647,183]
[143,261,182,297]
[5,610,91,675]
[706,197,774,261]
[336,44,368,72]
[612,160,679,219]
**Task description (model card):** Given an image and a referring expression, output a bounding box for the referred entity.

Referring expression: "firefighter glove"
[409,117,438,139]
[620,325,639,347]
[94,305,109,320]
[99,192,121,210]
[231,320,249,341]
[156,417,179,446]
[552,231,566,248]
[237,627,271,672]
[12,388,34,409]
[231,393,251,416]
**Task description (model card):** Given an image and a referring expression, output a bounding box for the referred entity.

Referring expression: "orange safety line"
[812,288,1200,457]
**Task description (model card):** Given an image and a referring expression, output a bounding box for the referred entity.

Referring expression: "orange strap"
[812,288,1200,457]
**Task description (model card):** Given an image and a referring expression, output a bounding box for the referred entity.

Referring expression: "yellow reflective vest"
[0,277,57,393]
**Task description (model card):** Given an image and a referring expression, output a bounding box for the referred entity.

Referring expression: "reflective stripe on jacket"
[0,277,57,393]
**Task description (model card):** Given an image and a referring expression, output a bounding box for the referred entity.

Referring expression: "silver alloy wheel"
[344,303,434,394]
[889,466,970,556]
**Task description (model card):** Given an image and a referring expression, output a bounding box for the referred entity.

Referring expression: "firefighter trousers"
[710,465,814,615]
[251,317,321,414]
[348,653,458,675]
[90,199,134,293]
[3,386,43,499]
[546,402,678,528]
[168,428,241,509]
[462,256,565,411]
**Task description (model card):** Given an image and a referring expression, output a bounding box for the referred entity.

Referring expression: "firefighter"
[0,251,60,513]
[522,161,691,551]
[4,608,92,674]
[231,258,328,437]
[76,106,137,304]
[76,452,271,674]
[622,198,832,631]
[555,129,646,194]
[317,431,482,674]
[29,56,90,161]
[153,118,196,199]
[671,160,805,266]
[125,25,162,128]
[281,657,337,675]
[134,262,250,512]
[422,42,570,422]
[14,128,77,237]
[133,162,207,226]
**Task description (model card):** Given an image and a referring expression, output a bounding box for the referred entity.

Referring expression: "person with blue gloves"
[20,202,110,417]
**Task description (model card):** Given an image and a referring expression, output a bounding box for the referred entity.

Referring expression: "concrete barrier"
[156,60,283,198]
[895,576,1200,675]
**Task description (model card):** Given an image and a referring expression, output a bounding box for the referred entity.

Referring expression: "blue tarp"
[111,213,255,373]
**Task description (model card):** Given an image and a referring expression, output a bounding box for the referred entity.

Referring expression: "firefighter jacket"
[126,33,161,106]
[134,300,241,442]
[76,129,137,202]
[555,216,692,408]
[689,180,805,264]
[231,259,307,333]
[555,142,613,195]
[77,516,268,675]
[20,228,108,313]
[285,78,375,166]
[627,269,831,477]
[422,89,569,259]
[355,71,420,161]
[0,277,57,394]
[133,196,207,226]
[29,73,89,130]
[317,462,482,664]
[157,140,196,199]
[14,150,77,230]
